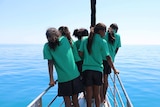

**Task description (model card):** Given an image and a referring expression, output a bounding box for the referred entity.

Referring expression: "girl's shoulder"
[81,36,88,43]
[82,36,88,40]
[115,33,121,38]
[59,36,68,42]
[44,42,49,48]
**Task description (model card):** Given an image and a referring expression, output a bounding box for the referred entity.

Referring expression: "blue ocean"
[0,44,160,107]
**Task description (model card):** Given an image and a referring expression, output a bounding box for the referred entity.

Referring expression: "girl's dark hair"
[108,23,118,44]
[46,28,60,50]
[110,23,118,33]
[73,28,89,40]
[108,32,115,44]
[87,23,106,54]
[58,26,72,46]
[80,28,88,36]
[73,29,81,39]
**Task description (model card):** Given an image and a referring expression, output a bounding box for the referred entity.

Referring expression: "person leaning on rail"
[101,23,121,103]
[43,27,84,107]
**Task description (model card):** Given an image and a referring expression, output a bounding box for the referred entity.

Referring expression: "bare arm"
[48,60,56,86]
[78,51,83,59]
[106,56,119,74]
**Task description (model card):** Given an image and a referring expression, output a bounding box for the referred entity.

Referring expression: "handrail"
[27,86,52,107]
[116,75,133,107]
[109,74,125,107]
[107,73,133,107]
[27,74,133,107]
[108,83,119,106]
[48,95,58,107]
[27,80,58,107]
[114,74,116,107]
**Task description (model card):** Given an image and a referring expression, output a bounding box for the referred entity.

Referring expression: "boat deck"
[78,92,109,107]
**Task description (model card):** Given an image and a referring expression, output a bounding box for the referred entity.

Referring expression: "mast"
[90,0,96,27]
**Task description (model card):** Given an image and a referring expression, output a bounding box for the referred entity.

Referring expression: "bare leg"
[72,94,79,107]
[103,74,109,102]
[63,96,72,107]
[100,74,105,103]
[93,85,101,107]
[86,86,93,107]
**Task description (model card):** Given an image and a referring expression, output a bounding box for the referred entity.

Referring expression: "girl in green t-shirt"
[102,23,121,102]
[73,28,89,76]
[79,23,119,107]
[58,26,82,71]
[43,27,83,107]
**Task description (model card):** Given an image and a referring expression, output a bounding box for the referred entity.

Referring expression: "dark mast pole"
[90,0,96,27]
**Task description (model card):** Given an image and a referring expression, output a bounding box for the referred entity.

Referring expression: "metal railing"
[27,80,58,107]
[27,74,133,107]
[107,74,133,107]
[27,86,52,107]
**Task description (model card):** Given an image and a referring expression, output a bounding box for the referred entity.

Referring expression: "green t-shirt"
[43,36,80,83]
[75,39,81,50]
[79,34,110,72]
[72,40,81,62]
[103,32,121,62]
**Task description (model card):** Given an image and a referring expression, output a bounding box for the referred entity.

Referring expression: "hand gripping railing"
[108,74,133,107]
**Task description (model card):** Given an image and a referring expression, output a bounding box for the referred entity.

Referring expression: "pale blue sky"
[0,0,160,45]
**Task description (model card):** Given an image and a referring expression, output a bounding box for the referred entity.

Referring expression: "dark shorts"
[103,60,111,74]
[83,70,102,86]
[58,76,84,96]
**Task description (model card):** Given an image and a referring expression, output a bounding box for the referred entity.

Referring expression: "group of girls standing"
[43,22,121,107]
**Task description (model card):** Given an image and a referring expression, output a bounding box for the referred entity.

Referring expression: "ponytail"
[87,23,106,54]
[87,27,94,54]
[58,26,72,47]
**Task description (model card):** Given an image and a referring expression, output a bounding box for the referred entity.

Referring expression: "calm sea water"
[0,44,160,107]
